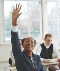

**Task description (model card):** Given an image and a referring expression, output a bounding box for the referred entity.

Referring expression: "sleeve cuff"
[12,25,18,32]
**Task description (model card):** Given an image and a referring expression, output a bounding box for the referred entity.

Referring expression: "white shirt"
[12,25,18,32]
[35,43,60,59]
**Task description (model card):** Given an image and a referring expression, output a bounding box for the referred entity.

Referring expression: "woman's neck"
[25,51,32,58]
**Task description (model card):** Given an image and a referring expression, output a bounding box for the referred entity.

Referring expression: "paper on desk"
[56,69,60,71]
[49,59,57,62]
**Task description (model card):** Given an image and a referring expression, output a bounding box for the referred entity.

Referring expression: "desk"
[42,62,59,66]
[42,58,59,66]
[42,62,59,71]
[4,66,16,71]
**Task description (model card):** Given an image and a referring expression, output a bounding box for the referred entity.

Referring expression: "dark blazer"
[11,31,44,71]
[40,43,53,59]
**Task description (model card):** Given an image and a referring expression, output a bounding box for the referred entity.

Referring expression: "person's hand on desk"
[57,59,60,62]
[57,58,60,68]
[43,59,50,63]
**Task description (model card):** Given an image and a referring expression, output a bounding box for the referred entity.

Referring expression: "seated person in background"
[35,34,60,71]
[9,39,23,67]
[19,39,24,52]
[21,38,26,51]
[9,58,12,66]
[34,40,37,47]
[11,3,44,71]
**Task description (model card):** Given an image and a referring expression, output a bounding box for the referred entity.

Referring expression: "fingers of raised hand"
[16,3,22,12]
[12,3,22,20]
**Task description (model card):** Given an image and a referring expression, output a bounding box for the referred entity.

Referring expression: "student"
[11,3,44,71]
[35,34,60,71]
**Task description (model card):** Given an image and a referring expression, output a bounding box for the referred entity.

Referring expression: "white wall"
[0,43,12,62]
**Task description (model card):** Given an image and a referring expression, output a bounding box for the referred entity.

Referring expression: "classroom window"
[47,1,60,38]
[4,0,42,41]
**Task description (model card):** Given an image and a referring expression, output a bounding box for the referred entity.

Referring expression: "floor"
[0,61,8,71]
[0,61,17,71]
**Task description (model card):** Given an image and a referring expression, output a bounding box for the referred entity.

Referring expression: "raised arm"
[11,3,22,57]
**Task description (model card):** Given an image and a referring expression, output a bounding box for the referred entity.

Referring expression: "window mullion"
[57,2,59,38]
[41,0,48,38]
[0,0,4,44]
[28,1,30,37]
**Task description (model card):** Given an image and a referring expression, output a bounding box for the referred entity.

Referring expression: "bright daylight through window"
[4,1,41,41]
[3,0,60,42]
[47,2,60,38]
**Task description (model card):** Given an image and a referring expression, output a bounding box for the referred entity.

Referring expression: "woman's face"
[23,37,35,52]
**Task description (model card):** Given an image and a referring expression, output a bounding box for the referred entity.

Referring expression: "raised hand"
[12,3,22,26]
